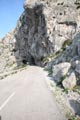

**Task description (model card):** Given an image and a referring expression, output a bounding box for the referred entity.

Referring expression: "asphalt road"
[0,66,66,120]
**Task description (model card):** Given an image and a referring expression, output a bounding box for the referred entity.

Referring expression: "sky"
[0,0,24,38]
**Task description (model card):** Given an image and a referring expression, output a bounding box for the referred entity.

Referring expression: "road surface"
[0,66,66,120]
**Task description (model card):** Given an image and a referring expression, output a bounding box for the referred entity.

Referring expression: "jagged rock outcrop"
[14,1,54,66]
[0,30,17,74]
[52,62,71,83]
[62,72,76,89]
[14,0,80,66]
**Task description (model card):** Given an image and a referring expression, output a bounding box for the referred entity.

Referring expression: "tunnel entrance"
[22,59,27,64]
[30,56,36,65]
[22,56,36,65]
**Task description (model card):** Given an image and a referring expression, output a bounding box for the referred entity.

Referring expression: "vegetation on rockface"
[57,75,67,86]
[43,50,61,63]
[45,68,53,76]
[73,86,80,94]
[66,113,80,120]
[61,40,72,51]
[43,39,72,66]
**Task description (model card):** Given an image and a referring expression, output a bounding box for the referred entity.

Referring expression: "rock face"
[52,62,71,83]
[0,30,17,74]
[14,0,80,66]
[75,61,80,74]
[15,2,54,66]
[62,72,76,89]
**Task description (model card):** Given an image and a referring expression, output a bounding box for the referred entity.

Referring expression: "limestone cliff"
[13,0,80,67]
[0,30,17,74]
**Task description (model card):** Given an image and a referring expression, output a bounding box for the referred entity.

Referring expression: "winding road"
[0,66,66,120]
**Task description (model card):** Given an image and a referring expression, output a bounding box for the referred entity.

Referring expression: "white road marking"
[0,92,15,111]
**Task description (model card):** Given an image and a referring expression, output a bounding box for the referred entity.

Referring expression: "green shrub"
[62,40,72,51]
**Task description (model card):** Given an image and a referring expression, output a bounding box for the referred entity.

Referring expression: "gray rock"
[15,2,54,66]
[52,62,71,83]
[62,72,76,89]
[69,99,80,116]
[75,61,80,74]
[0,30,17,74]
[14,0,80,66]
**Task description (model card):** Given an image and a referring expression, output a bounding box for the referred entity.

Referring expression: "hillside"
[0,30,17,74]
